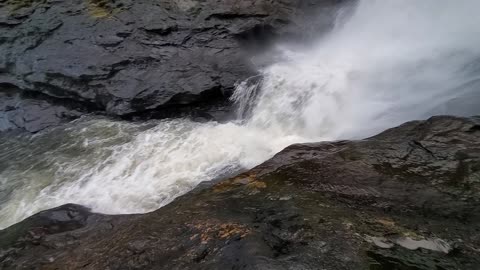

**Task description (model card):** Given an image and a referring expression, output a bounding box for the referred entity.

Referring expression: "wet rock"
[367,236,395,249]
[0,84,90,132]
[0,0,346,132]
[1,115,479,269]
[395,237,452,254]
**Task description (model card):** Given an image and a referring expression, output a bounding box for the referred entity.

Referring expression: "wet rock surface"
[0,0,344,132]
[0,84,91,132]
[1,115,479,269]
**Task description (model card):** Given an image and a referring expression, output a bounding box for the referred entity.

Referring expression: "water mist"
[1,0,479,229]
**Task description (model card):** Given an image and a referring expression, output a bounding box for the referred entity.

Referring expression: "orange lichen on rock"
[247,180,267,189]
[188,220,251,244]
[218,223,251,239]
[213,174,266,193]
[376,218,395,227]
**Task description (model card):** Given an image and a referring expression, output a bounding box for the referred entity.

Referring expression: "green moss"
[87,0,124,18]
[5,0,45,10]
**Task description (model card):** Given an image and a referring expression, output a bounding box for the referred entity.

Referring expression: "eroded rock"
[0,0,345,132]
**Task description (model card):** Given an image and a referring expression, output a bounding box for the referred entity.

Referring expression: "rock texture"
[1,115,479,269]
[0,0,344,131]
[0,84,90,132]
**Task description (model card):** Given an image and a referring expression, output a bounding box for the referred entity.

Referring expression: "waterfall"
[1,0,479,229]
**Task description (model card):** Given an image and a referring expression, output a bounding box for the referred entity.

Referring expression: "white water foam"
[1,0,480,228]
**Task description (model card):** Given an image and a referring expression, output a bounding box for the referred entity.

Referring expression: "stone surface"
[0,84,90,132]
[1,115,479,269]
[0,0,344,132]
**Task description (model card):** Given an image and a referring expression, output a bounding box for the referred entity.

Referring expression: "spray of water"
[1,0,480,228]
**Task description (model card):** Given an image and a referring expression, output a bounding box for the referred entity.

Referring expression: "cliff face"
[1,116,479,269]
[0,0,343,132]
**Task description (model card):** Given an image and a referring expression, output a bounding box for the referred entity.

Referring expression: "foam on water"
[1,0,480,228]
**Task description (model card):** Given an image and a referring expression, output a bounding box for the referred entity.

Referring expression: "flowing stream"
[1,0,480,229]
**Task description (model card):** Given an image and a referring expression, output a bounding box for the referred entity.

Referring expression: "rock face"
[0,0,344,132]
[1,115,479,269]
[0,84,89,132]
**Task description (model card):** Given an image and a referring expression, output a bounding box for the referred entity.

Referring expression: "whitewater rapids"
[1,0,480,229]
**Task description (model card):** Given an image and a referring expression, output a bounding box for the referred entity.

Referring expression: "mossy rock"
[5,0,45,10]
[87,0,125,18]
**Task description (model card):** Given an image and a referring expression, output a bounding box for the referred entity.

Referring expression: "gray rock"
[0,85,87,132]
[0,0,345,132]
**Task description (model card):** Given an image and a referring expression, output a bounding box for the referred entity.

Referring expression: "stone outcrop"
[1,115,479,269]
[0,0,344,132]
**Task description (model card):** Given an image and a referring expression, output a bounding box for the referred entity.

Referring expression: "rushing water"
[1,0,480,229]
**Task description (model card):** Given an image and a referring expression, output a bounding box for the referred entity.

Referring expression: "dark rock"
[0,0,346,132]
[1,115,479,269]
[0,83,90,132]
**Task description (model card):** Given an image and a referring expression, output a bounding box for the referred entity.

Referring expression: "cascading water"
[1,0,480,229]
